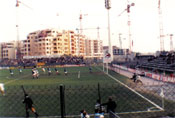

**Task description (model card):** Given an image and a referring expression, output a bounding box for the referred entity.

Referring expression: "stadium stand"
[0,55,85,67]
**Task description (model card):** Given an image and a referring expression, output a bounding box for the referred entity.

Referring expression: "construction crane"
[118,33,122,49]
[76,27,108,40]
[158,0,165,51]
[16,0,33,59]
[167,34,174,51]
[118,1,135,53]
[82,27,101,40]
[79,12,88,34]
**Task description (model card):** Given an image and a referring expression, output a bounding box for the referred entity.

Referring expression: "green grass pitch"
[0,66,164,117]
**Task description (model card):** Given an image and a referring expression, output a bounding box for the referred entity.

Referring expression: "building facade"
[85,39,103,58]
[0,28,103,60]
[0,41,16,59]
[22,29,86,58]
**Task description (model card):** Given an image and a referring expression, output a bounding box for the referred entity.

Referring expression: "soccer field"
[0,66,168,118]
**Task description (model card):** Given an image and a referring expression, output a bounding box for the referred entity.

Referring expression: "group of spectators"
[0,55,85,67]
[81,96,117,118]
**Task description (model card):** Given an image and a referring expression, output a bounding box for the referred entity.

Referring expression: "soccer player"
[9,69,14,76]
[32,68,35,79]
[19,68,22,74]
[64,68,68,76]
[0,83,5,96]
[55,68,59,75]
[89,66,92,73]
[34,69,39,79]
[42,67,46,74]
[132,73,137,82]
[23,94,39,118]
[47,68,52,76]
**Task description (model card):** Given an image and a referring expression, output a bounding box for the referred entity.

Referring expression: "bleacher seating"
[137,51,175,73]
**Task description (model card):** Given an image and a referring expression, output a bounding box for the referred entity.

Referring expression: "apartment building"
[1,28,103,60]
[85,39,103,59]
[0,41,16,59]
[22,29,86,58]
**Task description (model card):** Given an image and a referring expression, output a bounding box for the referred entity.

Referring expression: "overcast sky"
[0,0,175,53]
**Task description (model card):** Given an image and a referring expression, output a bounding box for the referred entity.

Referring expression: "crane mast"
[118,33,122,49]
[158,0,165,51]
[118,0,134,53]
[79,12,88,35]
[169,34,173,51]
[16,0,21,59]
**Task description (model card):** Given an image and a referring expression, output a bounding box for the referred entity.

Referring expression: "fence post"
[60,84,65,118]
[98,83,101,104]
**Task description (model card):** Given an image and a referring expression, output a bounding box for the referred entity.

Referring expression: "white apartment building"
[85,39,103,59]
[0,41,16,59]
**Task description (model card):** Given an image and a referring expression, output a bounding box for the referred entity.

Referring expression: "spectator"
[80,109,89,118]
[23,94,39,118]
[101,96,117,118]
[95,99,101,111]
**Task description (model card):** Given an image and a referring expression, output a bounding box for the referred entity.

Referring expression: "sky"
[0,0,175,53]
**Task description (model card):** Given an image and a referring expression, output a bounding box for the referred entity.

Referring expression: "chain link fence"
[0,83,174,118]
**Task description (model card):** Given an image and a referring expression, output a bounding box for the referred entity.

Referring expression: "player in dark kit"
[9,69,14,76]
[47,68,52,76]
[89,66,92,73]
[23,94,39,118]
[64,68,68,76]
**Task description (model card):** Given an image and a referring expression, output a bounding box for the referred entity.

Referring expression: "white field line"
[4,74,31,85]
[95,66,164,111]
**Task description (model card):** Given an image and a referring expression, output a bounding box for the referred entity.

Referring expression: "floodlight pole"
[105,0,112,74]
